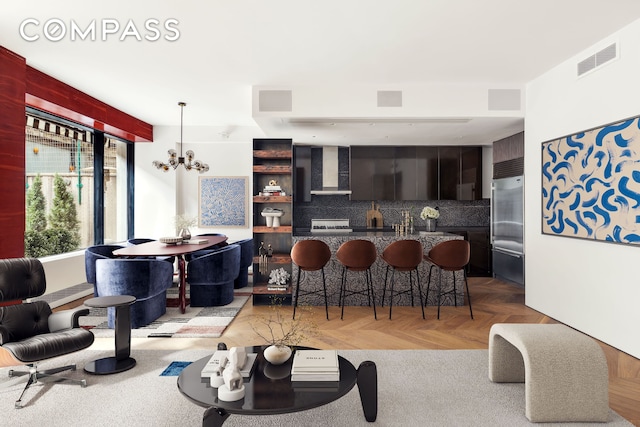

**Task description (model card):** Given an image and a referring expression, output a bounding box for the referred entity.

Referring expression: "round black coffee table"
[177,345,377,426]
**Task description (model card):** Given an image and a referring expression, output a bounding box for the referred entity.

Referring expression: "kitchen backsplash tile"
[293,196,489,229]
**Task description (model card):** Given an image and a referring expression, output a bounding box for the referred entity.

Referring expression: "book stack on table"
[200,350,257,379]
[290,349,340,382]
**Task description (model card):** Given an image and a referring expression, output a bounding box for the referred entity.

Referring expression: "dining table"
[112,235,228,313]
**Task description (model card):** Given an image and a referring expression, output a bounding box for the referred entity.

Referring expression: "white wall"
[39,251,86,295]
[135,126,258,243]
[524,19,640,358]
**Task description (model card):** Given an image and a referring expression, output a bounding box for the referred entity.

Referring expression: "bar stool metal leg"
[340,267,347,320]
[367,268,377,320]
[381,265,390,307]
[293,267,302,320]
[321,267,329,320]
[415,268,425,319]
[464,270,473,319]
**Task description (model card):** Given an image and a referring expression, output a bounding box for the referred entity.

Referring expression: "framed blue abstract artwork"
[541,115,640,244]
[198,176,249,228]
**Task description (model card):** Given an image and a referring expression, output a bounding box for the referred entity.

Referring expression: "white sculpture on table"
[216,347,247,401]
[209,356,227,388]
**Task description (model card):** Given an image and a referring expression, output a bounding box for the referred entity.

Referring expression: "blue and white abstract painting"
[199,176,248,227]
[542,116,640,244]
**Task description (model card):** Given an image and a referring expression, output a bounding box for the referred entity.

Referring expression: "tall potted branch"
[250,296,317,365]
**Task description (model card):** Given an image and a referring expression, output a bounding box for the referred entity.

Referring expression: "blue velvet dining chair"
[127,237,175,264]
[233,238,253,289]
[184,233,229,262]
[95,258,174,329]
[187,244,240,307]
[85,244,124,296]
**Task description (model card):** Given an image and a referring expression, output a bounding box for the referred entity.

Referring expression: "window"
[103,136,129,244]
[24,111,132,257]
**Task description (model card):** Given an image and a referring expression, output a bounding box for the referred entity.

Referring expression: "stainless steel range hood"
[310,146,352,195]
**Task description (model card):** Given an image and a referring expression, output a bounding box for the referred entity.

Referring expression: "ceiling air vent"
[577,43,617,77]
[258,90,292,112]
[377,90,402,107]
[488,89,521,111]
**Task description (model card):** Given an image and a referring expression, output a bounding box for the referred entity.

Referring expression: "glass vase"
[178,228,191,241]
[425,218,436,232]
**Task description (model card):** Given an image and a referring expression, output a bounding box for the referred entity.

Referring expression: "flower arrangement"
[268,267,291,286]
[174,214,197,231]
[250,296,317,347]
[420,206,440,220]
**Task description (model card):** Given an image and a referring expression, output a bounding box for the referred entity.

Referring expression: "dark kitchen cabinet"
[447,228,492,277]
[416,146,439,200]
[294,145,312,202]
[467,229,492,276]
[351,145,482,201]
[460,146,482,200]
[351,147,395,200]
[394,146,419,200]
[438,146,460,200]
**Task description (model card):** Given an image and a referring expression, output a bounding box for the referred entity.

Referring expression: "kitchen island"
[292,230,465,309]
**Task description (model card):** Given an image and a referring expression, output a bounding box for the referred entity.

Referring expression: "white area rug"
[78,292,250,338]
[0,349,631,427]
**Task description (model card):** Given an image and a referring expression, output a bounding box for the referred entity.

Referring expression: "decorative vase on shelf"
[263,344,292,365]
[425,218,436,232]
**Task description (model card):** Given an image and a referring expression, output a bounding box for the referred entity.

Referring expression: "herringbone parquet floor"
[62,276,639,425]
[222,277,640,426]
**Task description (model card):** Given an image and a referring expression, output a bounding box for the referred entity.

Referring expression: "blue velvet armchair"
[85,244,124,296]
[95,258,174,328]
[184,233,228,262]
[233,238,253,289]
[187,244,240,307]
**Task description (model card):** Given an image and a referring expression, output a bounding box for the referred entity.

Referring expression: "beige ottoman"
[488,323,609,422]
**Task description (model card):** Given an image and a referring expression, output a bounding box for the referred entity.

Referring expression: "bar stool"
[335,239,378,320]
[380,240,425,319]
[291,239,332,320]
[423,239,473,319]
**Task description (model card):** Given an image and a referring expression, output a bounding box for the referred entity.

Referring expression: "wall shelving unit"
[252,139,293,305]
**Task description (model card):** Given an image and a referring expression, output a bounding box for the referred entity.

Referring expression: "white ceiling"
[2,1,640,145]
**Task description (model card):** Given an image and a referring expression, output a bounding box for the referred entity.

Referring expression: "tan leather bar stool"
[335,239,378,320]
[423,239,473,319]
[291,239,332,320]
[380,239,425,319]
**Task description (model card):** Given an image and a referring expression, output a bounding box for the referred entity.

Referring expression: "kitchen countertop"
[294,226,488,237]
[291,231,465,307]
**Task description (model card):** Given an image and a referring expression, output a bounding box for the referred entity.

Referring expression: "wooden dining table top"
[112,235,228,257]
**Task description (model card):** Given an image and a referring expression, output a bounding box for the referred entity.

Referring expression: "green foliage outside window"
[26,174,47,233]
[25,174,80,257]
[49,174,81,247]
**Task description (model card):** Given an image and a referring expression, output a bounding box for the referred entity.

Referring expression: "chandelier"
[152,102,209,173]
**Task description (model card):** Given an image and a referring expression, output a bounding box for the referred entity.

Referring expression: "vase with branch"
[174,214,197,241]
[250,296,317,365]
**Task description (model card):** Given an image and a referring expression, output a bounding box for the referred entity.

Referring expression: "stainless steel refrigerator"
[491,176,524,286]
